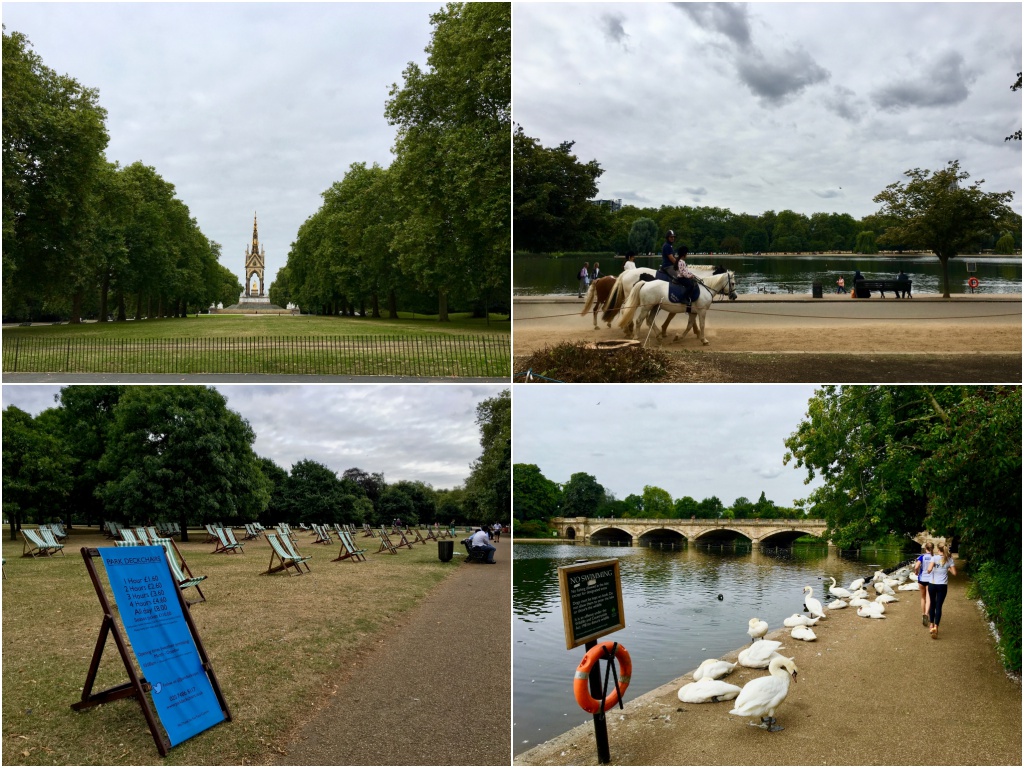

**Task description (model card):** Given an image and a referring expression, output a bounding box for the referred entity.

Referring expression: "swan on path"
[827,599,848,609]
[747,618,769,642]
[827,577,852,599]
[850,588,870,599]
[802,585,826,619]
[678,677,742,703]
[738,639,784,669]
[874,581,896,596]
[875,593,898,604]
[857,603,887,619]
[848,577,865,592]
[693,659,737,681]
[898,582,919,591]
[848,597,871,608]
[783,614,819,628]
[791,625,817,641]
[729,656,799,732]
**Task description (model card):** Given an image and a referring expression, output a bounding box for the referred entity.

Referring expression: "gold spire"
[252,213,259,251]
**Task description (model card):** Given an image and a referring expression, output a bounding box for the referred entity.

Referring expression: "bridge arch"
[589,526,633,546]
[636,526,687,549]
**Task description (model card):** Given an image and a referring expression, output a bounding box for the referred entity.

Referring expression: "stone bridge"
[552,516,831,549]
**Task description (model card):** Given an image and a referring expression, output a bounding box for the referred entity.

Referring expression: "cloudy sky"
[2,2,438,288]
[1,384,504,489]
[513,384,825,508]
[514,2,1022,219]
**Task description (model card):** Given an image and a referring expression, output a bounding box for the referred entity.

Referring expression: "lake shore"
[514,572,1021,766]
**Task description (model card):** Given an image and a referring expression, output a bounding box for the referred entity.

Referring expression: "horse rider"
[659,230,679,280]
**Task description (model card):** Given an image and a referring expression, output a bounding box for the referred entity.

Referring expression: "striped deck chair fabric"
[135,527,151,545]
[212,527,244,554]
[152,537,207,605]
[312,524,333,545]
[120,529,140,545]
[333,532,367,562]
[204,524,220,543]
[375,529,399,554]
[265,532,311,575]
[22,528,63,557]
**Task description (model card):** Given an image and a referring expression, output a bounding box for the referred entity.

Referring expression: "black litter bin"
[438,540,454,562]
[811,281,823,298]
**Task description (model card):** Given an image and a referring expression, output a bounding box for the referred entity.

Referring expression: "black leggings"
[927,583,948,626]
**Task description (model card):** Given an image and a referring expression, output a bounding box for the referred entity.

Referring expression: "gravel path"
[273,540,510,766]
[514,571,1021,766]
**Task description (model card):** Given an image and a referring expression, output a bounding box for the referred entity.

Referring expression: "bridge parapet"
[551,517,830,547]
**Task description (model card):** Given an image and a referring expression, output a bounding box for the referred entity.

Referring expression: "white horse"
[602,265,719,333]
[617,271,737,346]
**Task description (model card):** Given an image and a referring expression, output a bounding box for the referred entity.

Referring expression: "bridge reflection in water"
[552,516,831,549]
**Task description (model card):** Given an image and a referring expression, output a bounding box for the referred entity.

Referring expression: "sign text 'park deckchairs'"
[72,547,230,756]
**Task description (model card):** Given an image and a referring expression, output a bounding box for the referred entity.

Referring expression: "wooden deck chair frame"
[204,523,220,543]
[153,537,208,605]
[104,521,122,539]
[312,524,333,545]
[73,547,231,756]
[392,529,414,550]
[135,527,151,545]
[264,532,311,575]
[120,529,140,545]
[332,531,367,563]
[212,527,244,554]
[375,529,399,555]
[408,527,427,545]
[38,527,68,555]
[362,523,375,538]
[22,528,60,557]
[243,523,261,540]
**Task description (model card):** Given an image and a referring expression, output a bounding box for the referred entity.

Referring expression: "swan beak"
[791,670,799,683]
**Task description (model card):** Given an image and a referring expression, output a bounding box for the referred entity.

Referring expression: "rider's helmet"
[666,230,675,239]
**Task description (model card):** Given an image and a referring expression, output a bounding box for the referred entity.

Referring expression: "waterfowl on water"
[747,618,769,643]
[693,659,737,681]
[802,585,826,619]
[738,639,784,669]
[729,656,799,732]
[678,677,742,703]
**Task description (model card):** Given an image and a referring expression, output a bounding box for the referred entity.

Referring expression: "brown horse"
[580,275,619,329]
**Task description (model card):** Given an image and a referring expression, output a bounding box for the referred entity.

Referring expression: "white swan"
[826,599,848,609]
[898,582,920,591]
[693,659,737,681]
[850,588,870,599]
[790,625,817,641]
[857,603,886,619]
[729,656,799,731]
[738,639,784,669]
[848,597,871,608]
[874,581,895,596]
[848,577,865,592]
[827,577,852,599]
[802,585,826,619]
[747,618,769,642]
[678,677,742,703]
[783,614,819,628]
[875,593,898,604]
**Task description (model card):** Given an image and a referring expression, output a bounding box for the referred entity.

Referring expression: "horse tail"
[617,280,644,328]
[580,281,597,315]
[602,275,625,322]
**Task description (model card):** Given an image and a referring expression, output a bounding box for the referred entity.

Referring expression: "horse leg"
[659,310,674,339]
[698,310,710,345]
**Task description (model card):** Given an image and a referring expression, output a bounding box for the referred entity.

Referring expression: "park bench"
[461,536,490,564]
[853,279,912,298]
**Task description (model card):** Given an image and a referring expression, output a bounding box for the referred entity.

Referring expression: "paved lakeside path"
[514,572,1021,766]
[272,540,510,766]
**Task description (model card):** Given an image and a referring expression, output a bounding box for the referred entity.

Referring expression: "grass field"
[2,315,511,377]
[2,527,465,765]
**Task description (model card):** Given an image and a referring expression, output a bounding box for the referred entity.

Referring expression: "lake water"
[513,253,1023,297]
[513,542,911,755]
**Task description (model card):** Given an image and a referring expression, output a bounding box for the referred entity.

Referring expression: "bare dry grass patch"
[2,528,454,765]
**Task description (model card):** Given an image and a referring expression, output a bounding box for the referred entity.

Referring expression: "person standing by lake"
[577,261,590,298]
[836,276,846,293]
[622,252,637,271]
[915,542,934,626]
[926,545,957,639]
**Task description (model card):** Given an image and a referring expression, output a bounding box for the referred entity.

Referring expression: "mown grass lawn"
[2,527,462,765]
[2,313,510,340]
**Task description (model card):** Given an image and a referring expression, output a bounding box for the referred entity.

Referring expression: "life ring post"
[584,638,612,765]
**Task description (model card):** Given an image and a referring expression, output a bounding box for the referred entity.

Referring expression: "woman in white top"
[925,545,957,639]
[914,542,934,627]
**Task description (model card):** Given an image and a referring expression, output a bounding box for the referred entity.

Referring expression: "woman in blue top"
[914,542,934,627]
[926,545,957,639]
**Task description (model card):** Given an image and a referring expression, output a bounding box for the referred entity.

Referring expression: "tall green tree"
[512,463,561,522]
[464,389,510,524]
[873,162,1017,297]
[386,2,510,320]
[627,217,658,255]
[2,406,74,539]
[97,387,270,540]
[561,472,605,517]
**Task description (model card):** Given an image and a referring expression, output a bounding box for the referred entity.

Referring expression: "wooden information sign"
[558,558,625,649]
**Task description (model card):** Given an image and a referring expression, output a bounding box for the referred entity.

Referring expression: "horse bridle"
[694,272,736,303]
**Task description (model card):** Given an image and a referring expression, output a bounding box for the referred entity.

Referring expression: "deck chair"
[22,528,64,557]
[135,527,151,545]
[145,526,161,542]
[391,529,414,550]
[152,537,207,605]
[212,527,244,554]
[375,529,399,555]
[120,529,140,546]
[312,524,333,545]
[2,558,6,579]
[104,521,122,538]
[39,527,67,555]
[362,523,375,538]
[407,527,427,545]
[333,531,368,562]
[167,522,181,537]
[204,523,220,543]
[243,523,262,540]
[276,523,292,537]
[265,532,311,575]
[422,525,438,542]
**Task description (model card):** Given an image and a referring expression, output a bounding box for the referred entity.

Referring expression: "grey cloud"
[600,13,629,48]
[823,86,863,123]
[675,2,752,49]
[736,47,830,105]
[871,51,973,110]
[685,186,708,195]
[813,189,842,199]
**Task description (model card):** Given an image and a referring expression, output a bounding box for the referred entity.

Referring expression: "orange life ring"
[573,642,632,714]
[967,277,979,289]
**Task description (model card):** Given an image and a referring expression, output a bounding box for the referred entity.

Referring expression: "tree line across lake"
[3,3,510,324]
[3,387,511,538]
